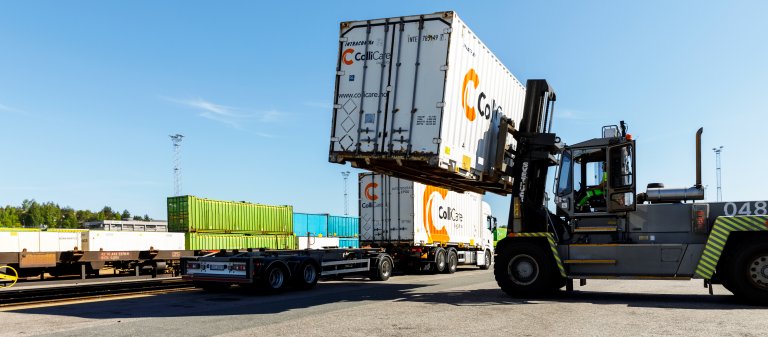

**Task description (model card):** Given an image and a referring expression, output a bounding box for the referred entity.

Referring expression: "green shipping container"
[168,195,293,234]
[185,233,297,250]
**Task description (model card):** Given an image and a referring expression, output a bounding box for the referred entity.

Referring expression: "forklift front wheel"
[495,242,560,297]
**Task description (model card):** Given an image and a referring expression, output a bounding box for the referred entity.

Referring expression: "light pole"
[170,134,184,196]
[341,171,350,215]
[712,146,723,202]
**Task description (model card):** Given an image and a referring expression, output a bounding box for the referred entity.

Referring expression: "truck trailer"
[359,173,496,273]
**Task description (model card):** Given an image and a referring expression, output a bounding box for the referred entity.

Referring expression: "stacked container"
[329,215,360,248]
[168,196,297,251]
[292,213,360,249]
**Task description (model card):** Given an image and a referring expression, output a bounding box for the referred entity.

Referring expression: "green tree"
[40,202,62,228]
[121,209,130,220]
[0,206,22,227]
[143,214,151,221]
[23,201,43,228]
[60,207,79,228]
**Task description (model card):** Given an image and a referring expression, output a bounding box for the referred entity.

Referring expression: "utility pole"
[341,171,350,215]
[713,146,723,202]
[170,134,184,196]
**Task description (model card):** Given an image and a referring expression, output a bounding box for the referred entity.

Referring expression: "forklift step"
[573,226,618,233]
[563,259,617,264]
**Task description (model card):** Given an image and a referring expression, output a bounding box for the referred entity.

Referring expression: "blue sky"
[0,1,766,225]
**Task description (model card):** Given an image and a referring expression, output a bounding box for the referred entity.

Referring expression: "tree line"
[0,199,153,228]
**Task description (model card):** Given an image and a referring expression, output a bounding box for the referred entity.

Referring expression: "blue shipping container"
[338,238,360,248]
[292,213,328,237]
[328,216,359,237]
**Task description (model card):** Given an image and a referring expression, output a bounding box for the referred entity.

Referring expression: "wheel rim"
[269,268,285,289]
[748,254,768,289]
[381,259,392,277]
[485,251,491,267]
[303,265,317,283]
[450,254,457,271]
[507,254,539,286]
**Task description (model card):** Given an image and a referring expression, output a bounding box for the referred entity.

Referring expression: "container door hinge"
[339,37,348,42]
[440,65,449,71]
[337,71,345,76]
[436,102,446,108]
[333,104,342,109]
[443,28,452,34]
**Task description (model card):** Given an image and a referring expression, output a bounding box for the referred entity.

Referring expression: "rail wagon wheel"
[0,265,18,288]
[723,242,768,304]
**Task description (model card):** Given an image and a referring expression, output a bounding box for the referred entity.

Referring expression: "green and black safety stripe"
[694,215,768,279]
[507,232,566,277]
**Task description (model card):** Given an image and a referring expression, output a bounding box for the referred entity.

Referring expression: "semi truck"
[327,11,768,303]
[359,173,496,273]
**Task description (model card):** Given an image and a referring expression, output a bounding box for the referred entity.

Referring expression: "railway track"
[0,277,194,307]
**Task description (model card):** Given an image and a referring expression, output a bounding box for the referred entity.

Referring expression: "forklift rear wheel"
[495,242,560,297]
[724,242,768,304]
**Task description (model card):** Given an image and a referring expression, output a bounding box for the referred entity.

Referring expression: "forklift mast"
[507,80,561,233]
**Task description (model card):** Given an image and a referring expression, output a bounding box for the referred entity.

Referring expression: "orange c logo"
[462,68,479,122]
[364,182,378,201]
[423,186,449,244]
[342,48,355,65]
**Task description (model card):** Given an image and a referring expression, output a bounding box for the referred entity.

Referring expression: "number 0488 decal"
[723,201,768,216]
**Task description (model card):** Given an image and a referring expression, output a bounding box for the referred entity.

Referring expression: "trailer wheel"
[479,249,492,270]
[494,242,560,297]
[292,260,320,290]
[370,256,393,281]
[433,248,447,273]
[722,242,768,304]
[443,249,458,274]
[261,264,289,292]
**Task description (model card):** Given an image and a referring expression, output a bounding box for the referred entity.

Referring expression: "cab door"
[606,141,636,212]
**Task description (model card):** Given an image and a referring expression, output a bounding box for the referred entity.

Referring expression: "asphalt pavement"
[0,268,765,337]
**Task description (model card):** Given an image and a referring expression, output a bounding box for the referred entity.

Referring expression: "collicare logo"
[423,186,450,244]
[342,48,355,65]
[364,182,379,201]
[461,68,503,122]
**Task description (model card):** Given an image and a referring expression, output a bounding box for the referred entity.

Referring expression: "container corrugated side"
[329,11,526,194]
[292,213,328,237]
[360,172,487,246]
[327,215,359,237]
[168,195,293,234]
[185,233,297,250]
[338,238,360,248]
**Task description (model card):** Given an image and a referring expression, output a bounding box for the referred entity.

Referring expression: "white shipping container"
[39,232,82,251]
[330,11,526,193]
[297,236,341,250]
[84,231,185,251]
[359,173,494,248]
[0,231,22,252]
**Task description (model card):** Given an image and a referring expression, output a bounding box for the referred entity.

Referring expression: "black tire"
[433,248,447,274]
[260,264,289,292]
[292,260,320,290]
[721,242,768,304]
[479,249,492,270]
[443,249,458,274]
[494,242,561,297]
[370,256,393,281]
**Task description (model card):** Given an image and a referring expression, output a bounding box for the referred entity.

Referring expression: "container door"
[359,174,387,242]
[332,17,450,155]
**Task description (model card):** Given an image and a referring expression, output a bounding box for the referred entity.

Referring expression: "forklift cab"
[554,124,637,216]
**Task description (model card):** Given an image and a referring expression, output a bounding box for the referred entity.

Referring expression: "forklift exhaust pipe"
[695,127,703,188]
